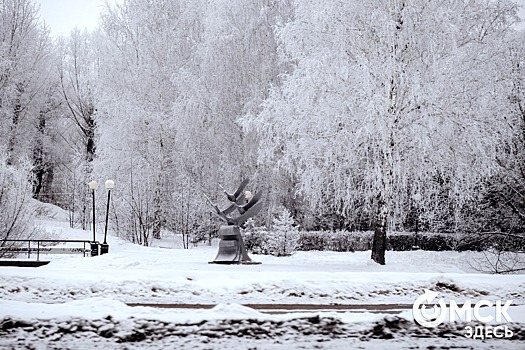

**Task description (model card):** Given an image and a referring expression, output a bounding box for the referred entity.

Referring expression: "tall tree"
[0,0,52,165]
[172,0,294,224]
[95,0,205,244]
[0,0,51,242]
[31,84,61,199]
[55,29,103,229]
[474,29,525,234]
[244,0,519,264]
[57,29,98,164]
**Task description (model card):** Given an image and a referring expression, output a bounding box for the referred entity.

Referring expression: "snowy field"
[1,203,524,349]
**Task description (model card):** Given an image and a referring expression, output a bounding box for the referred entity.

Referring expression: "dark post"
[92,188,96,242]
[89,181,99,256]
[100,180,114,255]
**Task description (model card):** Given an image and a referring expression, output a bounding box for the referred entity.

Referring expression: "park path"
[127,303,411,314]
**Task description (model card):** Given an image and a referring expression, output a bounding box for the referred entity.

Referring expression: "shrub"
[297,231,465,252]
[298,231,373,252]
[243,218,269,255]
[248,223,525,254]
[243,209,300,256]
[456,233,525,252]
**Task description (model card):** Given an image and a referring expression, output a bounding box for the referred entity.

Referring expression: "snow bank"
[0,211,524,349]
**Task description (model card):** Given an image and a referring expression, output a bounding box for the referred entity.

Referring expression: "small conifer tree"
[266,207,299,256]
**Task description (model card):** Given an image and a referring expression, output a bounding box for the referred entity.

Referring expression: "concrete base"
[100,243,109,255]
[209,260,262,265]
[90,242,99,257]
[209,225,261,265]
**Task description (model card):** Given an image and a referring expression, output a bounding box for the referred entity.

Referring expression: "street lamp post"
[412,193,422,250]
[100,180,115,255]
[88,180,99,256]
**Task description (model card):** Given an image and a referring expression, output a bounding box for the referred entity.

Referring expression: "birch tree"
[473,30,525,235]
[31,83,61,200]
[245,0,519,264]
[172,0,294,225]
[57,30,98,164]
[95,0,204,244]
[0,0,52,164]
[55,29,103,229]
[0,0,51,242]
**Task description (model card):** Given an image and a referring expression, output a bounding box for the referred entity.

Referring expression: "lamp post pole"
[101,180,114,255]
[88,181,99,256]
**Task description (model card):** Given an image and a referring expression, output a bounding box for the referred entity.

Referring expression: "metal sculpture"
[206,179,262,264]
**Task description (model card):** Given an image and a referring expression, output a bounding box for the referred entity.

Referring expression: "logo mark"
[412,289,448,327]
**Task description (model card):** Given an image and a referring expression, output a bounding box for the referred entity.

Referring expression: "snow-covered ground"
[1,203,524,349]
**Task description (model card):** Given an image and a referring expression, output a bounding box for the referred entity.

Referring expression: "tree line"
[1,0,524,264]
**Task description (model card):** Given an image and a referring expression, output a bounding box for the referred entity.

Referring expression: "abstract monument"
[206,179,263,264]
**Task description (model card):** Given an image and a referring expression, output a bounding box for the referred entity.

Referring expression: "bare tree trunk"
[371,4,404,265]
[152,136,167,240]
[7,83,24,165]
[371,195,388,265]
[152,187,162,240]
[32,109,46,198]
[85,110,96,163]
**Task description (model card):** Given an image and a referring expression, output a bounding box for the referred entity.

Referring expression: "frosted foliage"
[244,0,519,229]
[93,0,207,243]
[0,154,34,242]
[171,0,293,194]
[266,208,299,257]
[0,0,52,164]
[242,218,270,255]
[91,0,296,241]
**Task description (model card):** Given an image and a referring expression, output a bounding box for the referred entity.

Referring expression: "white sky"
[37,0,525,37]
[37,0,113,37]
[516,0,525,29]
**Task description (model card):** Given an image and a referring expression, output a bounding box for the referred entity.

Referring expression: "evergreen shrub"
[243,208,300,256]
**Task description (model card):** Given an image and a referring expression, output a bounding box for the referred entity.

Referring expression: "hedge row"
[296,231,525,252]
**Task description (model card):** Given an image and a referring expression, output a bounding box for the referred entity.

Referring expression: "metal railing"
[0,239,94,261]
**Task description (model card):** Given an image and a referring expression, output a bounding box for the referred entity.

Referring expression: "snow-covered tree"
[0,0,53,166]
[0,0,65,239]
[54,29,104,230]
[172,0,294,225]
[243,218,270,254]
[496,31,525,232]
[463,28,525,269]
[243,208,299,256]
[0,153,35,249]
[95,0,205,244]
[30,84,62,200]
[266,207,299,256]
[244,0,520,264]
[57,30,99,164]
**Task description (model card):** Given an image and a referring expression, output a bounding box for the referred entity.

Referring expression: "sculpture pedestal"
[209,225,261,264]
